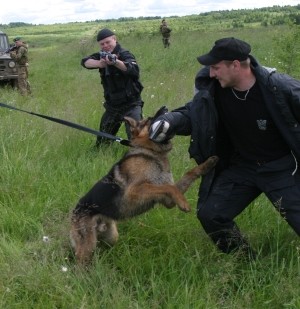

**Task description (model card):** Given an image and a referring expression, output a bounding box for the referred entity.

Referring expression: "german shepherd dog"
[70,109,218,265]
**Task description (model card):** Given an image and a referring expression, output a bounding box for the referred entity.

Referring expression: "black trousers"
[96,103,143,145]
[197,153,300,253]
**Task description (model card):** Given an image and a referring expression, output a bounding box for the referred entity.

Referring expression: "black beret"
[96,28,115,42]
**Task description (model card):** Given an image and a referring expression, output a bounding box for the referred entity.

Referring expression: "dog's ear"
[124,116,140,139]
[124,117,151,130]
[123,116,137,128]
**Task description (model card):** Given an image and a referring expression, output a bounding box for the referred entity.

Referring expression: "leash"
[0,102,131,146]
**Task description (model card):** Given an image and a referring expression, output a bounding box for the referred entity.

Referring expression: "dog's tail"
[175,156,219,193]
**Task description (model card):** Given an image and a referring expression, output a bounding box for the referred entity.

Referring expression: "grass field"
[0,14,299,309]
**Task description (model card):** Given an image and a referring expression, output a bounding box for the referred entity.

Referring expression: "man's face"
[209,61,236,88]
[99,35,117,52]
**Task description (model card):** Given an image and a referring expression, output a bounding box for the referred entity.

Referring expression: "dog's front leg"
[97,217,119,247]
[70,215,98,265]
[125,183,191,213]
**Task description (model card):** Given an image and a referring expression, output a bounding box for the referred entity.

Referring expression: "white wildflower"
[43,236,50,243]
[61,266,68,272]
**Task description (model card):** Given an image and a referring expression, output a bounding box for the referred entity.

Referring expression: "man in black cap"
[81,28,144,147]
[149,37,300,259]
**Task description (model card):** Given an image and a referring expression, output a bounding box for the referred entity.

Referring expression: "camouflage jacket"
[10,43,29,65]
[160,25,172,38]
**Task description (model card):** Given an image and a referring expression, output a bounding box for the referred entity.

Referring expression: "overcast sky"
[1,0,299,25]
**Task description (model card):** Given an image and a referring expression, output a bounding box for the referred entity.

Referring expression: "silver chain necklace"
[231,88,250,101]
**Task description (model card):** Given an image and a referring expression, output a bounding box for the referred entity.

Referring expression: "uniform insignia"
[257,119,267,130]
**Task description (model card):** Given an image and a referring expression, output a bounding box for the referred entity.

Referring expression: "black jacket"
[163,55,300,200]
[81,43,143,106]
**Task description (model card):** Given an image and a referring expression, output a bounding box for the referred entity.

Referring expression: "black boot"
[211,226,257,260]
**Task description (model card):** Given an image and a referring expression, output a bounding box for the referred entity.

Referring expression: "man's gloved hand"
[149,118,171,142]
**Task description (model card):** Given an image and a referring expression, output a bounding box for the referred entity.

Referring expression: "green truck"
[0,31,18,87]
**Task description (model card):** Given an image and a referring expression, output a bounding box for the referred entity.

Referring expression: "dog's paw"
[199,156,219,175]
[178,202,191,213]
[207,155,219,166]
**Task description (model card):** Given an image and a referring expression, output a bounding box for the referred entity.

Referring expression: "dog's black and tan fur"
[70,111,218,265]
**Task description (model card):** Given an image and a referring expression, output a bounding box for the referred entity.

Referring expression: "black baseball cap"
[96,28,115,41]
[197,37,251,65]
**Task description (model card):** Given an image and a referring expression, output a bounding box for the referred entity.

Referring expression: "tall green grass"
[0,20,299,309]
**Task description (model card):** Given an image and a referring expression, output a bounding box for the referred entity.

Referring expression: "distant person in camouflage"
[160,19,172,48]
[10,37,31,96]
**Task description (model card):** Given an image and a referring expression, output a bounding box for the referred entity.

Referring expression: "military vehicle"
[0,31,18,87]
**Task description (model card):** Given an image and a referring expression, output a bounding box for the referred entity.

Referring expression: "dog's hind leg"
[175,156,219,193]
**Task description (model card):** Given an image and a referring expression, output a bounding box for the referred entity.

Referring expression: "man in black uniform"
[81,28,144,147]
[150,37,300,259]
